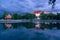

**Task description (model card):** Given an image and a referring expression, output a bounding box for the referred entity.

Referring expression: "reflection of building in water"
[33,11,41,29]
[35,24,40,29]
[4,14,12,28]
[5,14,12,19]
[4,23,12,28]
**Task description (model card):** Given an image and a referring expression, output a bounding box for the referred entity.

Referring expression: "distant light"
[34,11,41,16]
[5,14,12,19]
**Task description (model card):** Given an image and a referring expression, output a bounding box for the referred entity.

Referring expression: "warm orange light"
[5,14,12,19]
[34,11,41,17]
[35,24,40,29]
[5,23,12,28]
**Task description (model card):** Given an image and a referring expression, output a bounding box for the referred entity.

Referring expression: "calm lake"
[0,22,60,40]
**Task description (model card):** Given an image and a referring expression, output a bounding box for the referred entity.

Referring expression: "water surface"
[0,22,60,40]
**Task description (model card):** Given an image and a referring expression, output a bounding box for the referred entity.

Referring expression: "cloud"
[0,0,60,13]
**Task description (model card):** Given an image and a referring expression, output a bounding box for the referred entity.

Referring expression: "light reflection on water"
[1,22,60,30]
[0,22,60,40]
[35,24,40,29]
[4,23,12,28]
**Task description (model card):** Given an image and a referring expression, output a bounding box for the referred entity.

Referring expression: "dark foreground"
[0,27,60,40]
[0,23,60,40]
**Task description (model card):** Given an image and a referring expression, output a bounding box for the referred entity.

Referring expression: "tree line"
[0,12,60,20]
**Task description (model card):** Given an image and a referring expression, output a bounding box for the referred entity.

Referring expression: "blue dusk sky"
[0,0,60,15]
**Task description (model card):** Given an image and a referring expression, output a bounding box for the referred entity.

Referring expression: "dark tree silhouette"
[49,0,56,8]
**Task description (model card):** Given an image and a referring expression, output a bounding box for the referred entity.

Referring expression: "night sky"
[0,0,60,15]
